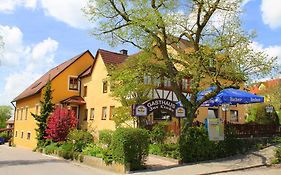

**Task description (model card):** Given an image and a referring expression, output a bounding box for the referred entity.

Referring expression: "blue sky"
[0,0,280,106]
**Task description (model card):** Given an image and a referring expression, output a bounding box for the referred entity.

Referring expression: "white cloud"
[26,37,58,72]
[0,25,58,105]
[0,0,92,29]
[1,71,42,103]
[0,25,27,67]
[0,0,37,13]
[251,41,281,65]
[261,0,281,29]
[40,0,92,29]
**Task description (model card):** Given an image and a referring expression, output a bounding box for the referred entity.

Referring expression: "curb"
[196,163,270,175]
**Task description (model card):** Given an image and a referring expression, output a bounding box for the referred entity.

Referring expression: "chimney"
[120,49,128,55]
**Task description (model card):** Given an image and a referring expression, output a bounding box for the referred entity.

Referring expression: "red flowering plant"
[45,106,77,142]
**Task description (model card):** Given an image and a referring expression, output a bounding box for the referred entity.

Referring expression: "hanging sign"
[132,99,186,118]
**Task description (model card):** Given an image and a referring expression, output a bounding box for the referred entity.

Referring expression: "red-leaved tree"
[45,107,77,142]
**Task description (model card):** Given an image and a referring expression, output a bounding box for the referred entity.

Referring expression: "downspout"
[10,101,16,146]
[77,78,82,129]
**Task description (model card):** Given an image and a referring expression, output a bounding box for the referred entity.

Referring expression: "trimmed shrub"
[67,129,93,152]
[102,148,113,165]
[99,129,114,146]
[111,128,150,170]
[179,126,216,162]
[150,122,168,144]
[253,104,279,125]
[82,143,103,158]
[149,143,180,159]
[58,143,74,160]
[44,142,58,155]
[179,125,251,163]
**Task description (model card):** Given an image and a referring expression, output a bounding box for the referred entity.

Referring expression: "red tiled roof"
[13,50,90,102]
[79,66,92,78]
[60,96,86,105]
[249,78,281,94]
[98,49,128,65]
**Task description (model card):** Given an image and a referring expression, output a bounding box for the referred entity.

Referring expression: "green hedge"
[82,143,103,158]
[179,126,247,163]
[99,129,114,146]
[111,128,150,170]
[149,143,180,159]
[150,122,168,144]
[67,129,93,152]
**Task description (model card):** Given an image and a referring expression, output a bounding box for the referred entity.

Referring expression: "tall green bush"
[179,126,216,162]
[150,122,168,144]
[99,129,114,146]
[179,125,246,163]
[249,103,279,124]
[67,129,93,152]
[111,128,150,170]
[32,80,54,147]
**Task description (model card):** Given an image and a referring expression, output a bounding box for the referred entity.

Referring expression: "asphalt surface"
[1,144,281,175]
[0,144,118,175]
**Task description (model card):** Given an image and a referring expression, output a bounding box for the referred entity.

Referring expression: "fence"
[148,121,281,138]
[227,123,281,138]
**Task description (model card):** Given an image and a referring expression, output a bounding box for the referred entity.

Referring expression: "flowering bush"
[45,107,77,142]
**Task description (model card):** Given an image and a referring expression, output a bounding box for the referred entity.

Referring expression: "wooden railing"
[146,121,281,138]
[227,123,281,138]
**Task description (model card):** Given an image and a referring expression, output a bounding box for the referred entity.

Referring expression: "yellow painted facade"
[79,53,121,137]
[13,51,94,149]
[13,94,41,148]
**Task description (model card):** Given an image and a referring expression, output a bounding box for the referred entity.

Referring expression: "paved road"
[0,145,118,175]
[1,144,281,175]
[220,166,281,175]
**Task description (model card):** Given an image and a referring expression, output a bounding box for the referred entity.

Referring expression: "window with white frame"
[69,76,78,90]
[109,106,115,120]
[90,108,95,120]
[144,75,152,84]
[164,77,171,87]
[102,107,107,120]
[182,78,189,91]
[230,110,238,122]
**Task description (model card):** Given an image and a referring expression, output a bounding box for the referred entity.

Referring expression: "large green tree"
[85,0,276,130]
[0,106,13,128]
[32,80,54,146]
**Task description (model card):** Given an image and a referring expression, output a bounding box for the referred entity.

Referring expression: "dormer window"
[69,76,78,91]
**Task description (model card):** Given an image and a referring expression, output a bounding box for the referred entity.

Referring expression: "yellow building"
[12,50,94,149]
[78,49,128,135]
[12,47,246,149]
